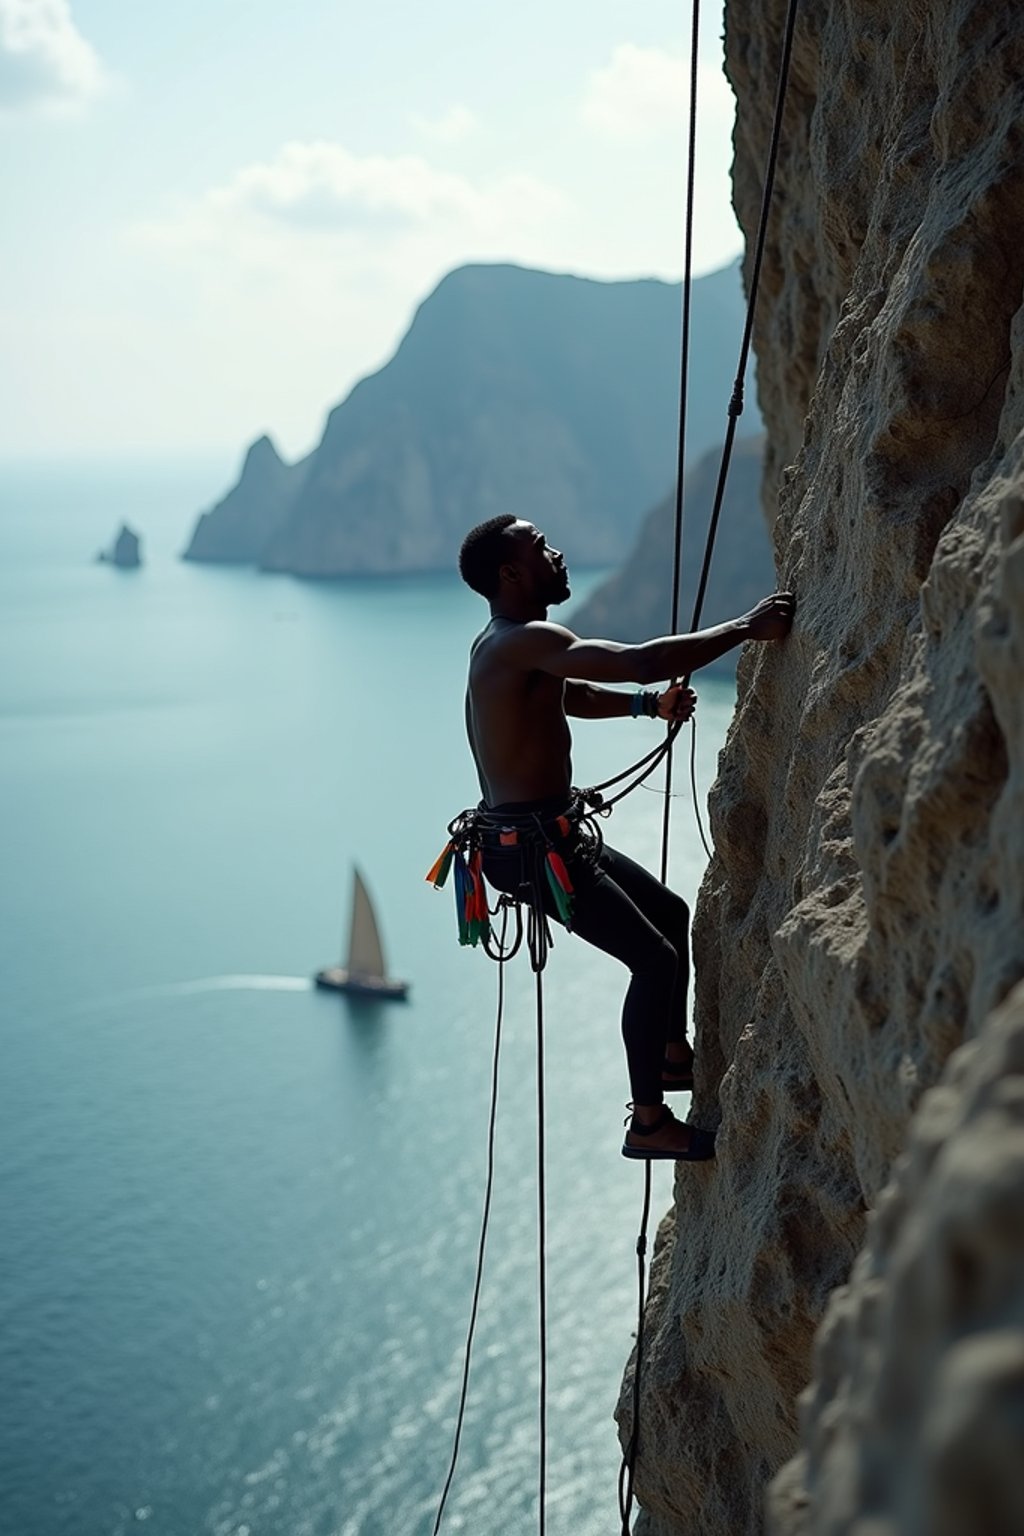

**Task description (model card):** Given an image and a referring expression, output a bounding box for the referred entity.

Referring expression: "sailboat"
[315,866,409,1000]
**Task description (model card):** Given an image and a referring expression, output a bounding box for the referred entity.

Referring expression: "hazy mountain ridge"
[184,261,762,576]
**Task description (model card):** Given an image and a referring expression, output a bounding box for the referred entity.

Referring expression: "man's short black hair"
[458,514,518,598]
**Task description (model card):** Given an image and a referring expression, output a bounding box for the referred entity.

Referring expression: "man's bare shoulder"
[502,619,580,658]
[471,618,578,671]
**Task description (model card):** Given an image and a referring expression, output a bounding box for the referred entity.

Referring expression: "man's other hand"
[658,685,697,722]
[746,591,796,642]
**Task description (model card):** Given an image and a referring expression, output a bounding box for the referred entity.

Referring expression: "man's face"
[503,521,571,605]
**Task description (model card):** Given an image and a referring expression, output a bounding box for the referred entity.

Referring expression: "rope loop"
[483,895,523,963]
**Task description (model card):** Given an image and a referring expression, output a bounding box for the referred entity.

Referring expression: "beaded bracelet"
[630,690,660,718]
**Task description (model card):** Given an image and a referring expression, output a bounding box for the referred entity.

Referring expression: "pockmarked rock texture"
[619,4,1024,1533]
[768,982,1024,1536]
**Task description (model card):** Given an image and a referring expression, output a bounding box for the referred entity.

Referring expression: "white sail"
[346,867,387,980]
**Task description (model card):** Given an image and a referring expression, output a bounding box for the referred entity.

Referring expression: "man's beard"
[548,574,571,605]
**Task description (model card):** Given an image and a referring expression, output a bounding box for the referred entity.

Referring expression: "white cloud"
[129,140,571,456]
[209,141,487,230]
[411,104,478,145]
[138,139,565,253]
[581,42,735,143]
[0,0,105,112]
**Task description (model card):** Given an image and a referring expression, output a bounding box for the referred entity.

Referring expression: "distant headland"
[182,259,763,579]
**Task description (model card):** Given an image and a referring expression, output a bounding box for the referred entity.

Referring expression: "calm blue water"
[0,460,737,1536]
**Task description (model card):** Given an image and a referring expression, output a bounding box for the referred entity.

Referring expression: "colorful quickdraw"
[424,840,454,889]
[544,847,574,926]
[425,833,491,947]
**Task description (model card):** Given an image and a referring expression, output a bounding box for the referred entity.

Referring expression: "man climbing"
[457,513,795,1160]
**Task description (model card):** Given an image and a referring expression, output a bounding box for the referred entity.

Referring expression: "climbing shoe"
[621,1104,716,1162]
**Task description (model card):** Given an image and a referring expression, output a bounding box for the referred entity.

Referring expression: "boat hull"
[314,967,409,1001]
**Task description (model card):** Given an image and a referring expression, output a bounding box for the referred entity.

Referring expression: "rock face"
[768,982,1024,1536]
[620,4,1024,1534]
[184,261,760,575]
[569,435,771,655]
[98,524,141,568]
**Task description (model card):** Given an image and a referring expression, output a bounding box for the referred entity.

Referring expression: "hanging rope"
[582,0,802,824]
[616,2,703,1527]
[430,856,558,1536]
[535,965,548,1536]
[433,0,802,1528]
[659,0,703,890]
[431,901,513,1536]
[618,1160,654,1531]
[686,0,801,647]
[616,0,802,1529]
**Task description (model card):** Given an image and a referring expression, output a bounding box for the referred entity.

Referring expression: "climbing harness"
[427,0,802,1527]
[426,794,604,962]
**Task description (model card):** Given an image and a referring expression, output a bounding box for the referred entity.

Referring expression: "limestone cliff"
[620,4,1024,1534]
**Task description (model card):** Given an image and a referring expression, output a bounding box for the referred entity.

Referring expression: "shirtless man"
[458,514,795,1159]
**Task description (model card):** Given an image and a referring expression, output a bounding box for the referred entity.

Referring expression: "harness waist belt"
[477,796,576,848]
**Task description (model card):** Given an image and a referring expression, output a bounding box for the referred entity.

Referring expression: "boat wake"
[164,974,313,996]
[61,974,313,1020]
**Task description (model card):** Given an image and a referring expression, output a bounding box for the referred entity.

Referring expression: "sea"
[0,458,738,1536]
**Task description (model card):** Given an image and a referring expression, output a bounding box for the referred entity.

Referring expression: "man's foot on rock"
[621,1104,716,1162]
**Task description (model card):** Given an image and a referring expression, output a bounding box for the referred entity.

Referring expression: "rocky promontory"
[621,3,1024,1533]
[184,261,761,575]
[184,434,309,564]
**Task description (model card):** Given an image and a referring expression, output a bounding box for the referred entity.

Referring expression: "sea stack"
[98,524,142,568]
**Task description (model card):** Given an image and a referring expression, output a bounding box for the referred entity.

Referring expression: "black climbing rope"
[616,0,703,1525]
[618,1158,654,1532]
[659,0,704,891]
[535,963,548,1536]
[687,0,802,644]
[583,0,802,828]
[431,863,558,1536]
[434,0,802,1527]
[616,0,802,1529]
[431,900,513,1536]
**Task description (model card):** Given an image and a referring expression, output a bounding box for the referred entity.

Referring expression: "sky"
[0,0,741,463]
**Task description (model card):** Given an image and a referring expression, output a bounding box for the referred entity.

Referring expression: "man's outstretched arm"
[517,592,796,685]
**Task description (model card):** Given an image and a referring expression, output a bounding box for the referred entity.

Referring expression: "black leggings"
[482,837,690,1104]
